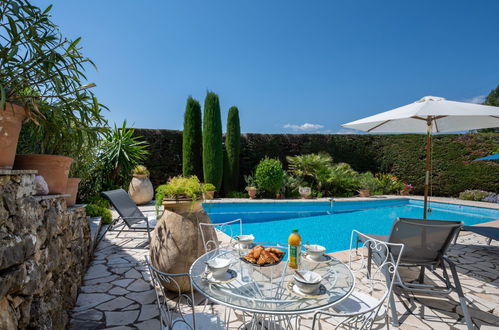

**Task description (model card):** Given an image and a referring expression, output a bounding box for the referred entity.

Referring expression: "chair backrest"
[350,230,404,319]
[199,219,242,253]
[144,256,196,330]
[388,218,462,265]
[101,189,145,226]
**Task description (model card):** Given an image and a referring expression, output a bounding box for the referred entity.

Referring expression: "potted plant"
[299,186,312,199]
[156,176,203,214]
[244,174,257,199]
[358,172,377,197]
[1,1,105,172]
[202,183,216,200]
[128,165,154,205]
[254,157,284,199]
[400,183,413,196]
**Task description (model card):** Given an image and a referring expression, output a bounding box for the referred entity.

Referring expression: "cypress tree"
[223,106,240,193]
[182,97,203,179]
[202,92,223,190]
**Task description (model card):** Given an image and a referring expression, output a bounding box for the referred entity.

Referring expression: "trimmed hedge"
[134,129,499,196]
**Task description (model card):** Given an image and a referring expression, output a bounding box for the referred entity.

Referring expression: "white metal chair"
[198,218,243,253]
[144,256,225,330]
[312,230,404,329]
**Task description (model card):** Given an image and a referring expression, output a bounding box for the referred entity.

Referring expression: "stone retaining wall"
[0,172,92,329]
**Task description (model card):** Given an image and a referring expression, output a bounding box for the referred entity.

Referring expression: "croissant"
[244,255,257,263]
[252,245,264,259]
[265,247,284,256]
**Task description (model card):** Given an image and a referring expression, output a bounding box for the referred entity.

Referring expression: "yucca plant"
[100,121,149,187]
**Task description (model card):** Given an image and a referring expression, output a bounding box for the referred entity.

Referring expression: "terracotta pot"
[0,103,26,169]
[359,189,370,197]
[14,154,73,194]
[128,174,154,205]
[65,178,81,206]
[276,193,282,199]
[162,199,203,215]
[203,190,215,200]
[247,187,257,199]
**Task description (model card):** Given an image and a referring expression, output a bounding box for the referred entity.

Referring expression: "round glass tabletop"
[189,245,355,315]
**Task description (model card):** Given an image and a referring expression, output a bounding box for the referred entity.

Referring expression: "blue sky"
[39,0,499,133]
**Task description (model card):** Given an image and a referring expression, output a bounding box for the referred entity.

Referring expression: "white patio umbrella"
[342,96,499,219]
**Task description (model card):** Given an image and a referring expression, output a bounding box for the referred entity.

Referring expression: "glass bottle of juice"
[288,229,301,269]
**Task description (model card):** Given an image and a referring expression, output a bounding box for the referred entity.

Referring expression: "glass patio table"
[189,245,355,317]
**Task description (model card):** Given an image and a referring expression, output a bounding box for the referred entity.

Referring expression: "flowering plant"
[402,183,413,191]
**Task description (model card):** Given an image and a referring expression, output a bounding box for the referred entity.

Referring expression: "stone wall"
[0,171,92,329]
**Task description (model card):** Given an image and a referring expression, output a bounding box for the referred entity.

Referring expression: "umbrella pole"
[423,121,432,219]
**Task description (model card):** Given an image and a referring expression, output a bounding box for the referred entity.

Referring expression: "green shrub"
[132,165,150,177]
[358,172,378,192]
[281,173,303,198]
[227,191,247,198]
[202,183,216,192]
[327,163,359,197]
[224,106,241,194]
[374,174,402,194]
[182,97,203,179]
[255,157,284,195]
[155,176,202,205]
[85,204,113,225]
[202,92,223,190]
[459,190,488,201]
[287,153,333,192]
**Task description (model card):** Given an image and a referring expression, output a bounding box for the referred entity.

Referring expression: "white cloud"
[283,123,324,131]
[463,95,486,104]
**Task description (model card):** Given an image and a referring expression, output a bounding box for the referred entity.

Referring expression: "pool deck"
[69,198,499,329]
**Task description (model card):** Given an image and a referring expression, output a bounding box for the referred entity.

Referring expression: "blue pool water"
[203,199,499,252]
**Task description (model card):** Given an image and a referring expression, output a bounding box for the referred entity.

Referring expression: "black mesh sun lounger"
[461,225,499,245]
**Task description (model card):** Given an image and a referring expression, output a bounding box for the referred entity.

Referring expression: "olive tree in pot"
[1,1,106,192]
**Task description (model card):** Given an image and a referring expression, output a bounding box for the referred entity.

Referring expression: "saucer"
[302,252,332,263]
[287,281,327,298]
[205,269,238,284]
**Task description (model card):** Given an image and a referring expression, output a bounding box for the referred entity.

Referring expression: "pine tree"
[223,106,241,193]
[182,97,203,178]
[202,92,223,190]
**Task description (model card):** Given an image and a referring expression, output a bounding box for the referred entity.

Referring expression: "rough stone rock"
[34,176,49,195]
[128,176,154,205]
[149,208,216,292]
[0,173,91,330]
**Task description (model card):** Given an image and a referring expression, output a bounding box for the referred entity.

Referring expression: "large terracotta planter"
[162,199,203,215]
[0,103,26,169]
[128,174,154,205]
[149,208,217,292]
[14,154,73,194]
[65,178,81,206]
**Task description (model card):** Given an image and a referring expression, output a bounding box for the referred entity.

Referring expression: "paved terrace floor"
[69,198,499,329]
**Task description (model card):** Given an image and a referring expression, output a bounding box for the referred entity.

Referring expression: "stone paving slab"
[69,206,499,329]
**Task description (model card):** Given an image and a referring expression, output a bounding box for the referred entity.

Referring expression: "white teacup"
[206,258,232,279]
[236,234,255,247]
[305,244,326,261]
[294,271,322,294]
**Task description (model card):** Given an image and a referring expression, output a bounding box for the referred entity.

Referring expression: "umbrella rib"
[367,120,391,132]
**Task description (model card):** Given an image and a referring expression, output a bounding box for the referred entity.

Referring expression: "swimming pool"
[203,199,499,252]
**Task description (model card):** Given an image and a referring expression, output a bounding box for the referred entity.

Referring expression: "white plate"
[287,281,327,298]
[302,252,332,263]
[205,269,238,284]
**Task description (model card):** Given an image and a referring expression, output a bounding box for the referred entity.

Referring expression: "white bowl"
[305,244,326,261]
[294,271,322,294]
[237,234,255,244]
[206,258,232,279]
